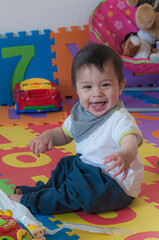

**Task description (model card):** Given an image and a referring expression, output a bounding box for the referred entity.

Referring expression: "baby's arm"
[104,134,138,181]
[8,128,72,202]
[29,127,72,158]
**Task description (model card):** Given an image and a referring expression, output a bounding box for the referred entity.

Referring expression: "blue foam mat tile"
[34,214,79,239]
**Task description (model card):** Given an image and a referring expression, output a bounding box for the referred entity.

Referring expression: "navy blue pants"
[17,154,134,214]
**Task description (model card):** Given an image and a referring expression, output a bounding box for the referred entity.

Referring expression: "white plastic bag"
[0,190,136,236]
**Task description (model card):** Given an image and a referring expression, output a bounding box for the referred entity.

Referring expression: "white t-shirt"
[62,107,144,197]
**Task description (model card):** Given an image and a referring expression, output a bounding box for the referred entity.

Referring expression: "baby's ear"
[119,79,126,95]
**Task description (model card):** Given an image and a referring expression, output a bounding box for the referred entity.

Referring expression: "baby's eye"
[84,85,92,89]
[102,83,110,87]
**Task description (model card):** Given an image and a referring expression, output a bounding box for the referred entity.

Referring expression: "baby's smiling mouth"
[91,101,106,110]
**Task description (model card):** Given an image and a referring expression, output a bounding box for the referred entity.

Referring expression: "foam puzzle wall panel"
[0,26,92,107]
[51,25,92,99]
[0,29,55,106]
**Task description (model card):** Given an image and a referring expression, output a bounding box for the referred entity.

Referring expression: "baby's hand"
[104,152,131,181]
[8,194,23,203]
[29,130,53,158]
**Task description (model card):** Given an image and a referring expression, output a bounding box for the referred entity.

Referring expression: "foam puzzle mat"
[0,105,68,126]
[0,98,159,240]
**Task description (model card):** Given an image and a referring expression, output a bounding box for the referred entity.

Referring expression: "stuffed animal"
[123,0,159,63]
[122,30,156,59]
[150,40,159,63]
[126,0,159,11]
[122,32,141,57]
[25,224,46,240]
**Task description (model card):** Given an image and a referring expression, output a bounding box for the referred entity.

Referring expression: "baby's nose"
[93,87,103,96]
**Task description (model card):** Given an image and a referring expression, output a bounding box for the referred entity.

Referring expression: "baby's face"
[75,62,125,116]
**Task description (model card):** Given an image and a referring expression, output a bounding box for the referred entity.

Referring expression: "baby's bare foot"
[15,188,22,194]
[8,194,23,203]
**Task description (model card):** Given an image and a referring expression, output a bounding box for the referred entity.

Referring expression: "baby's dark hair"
[71,43,124,88]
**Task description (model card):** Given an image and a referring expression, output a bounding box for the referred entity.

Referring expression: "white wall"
[0,0,100,34]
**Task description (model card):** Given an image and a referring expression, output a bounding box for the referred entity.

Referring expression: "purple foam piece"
[66,43,79,58]
[8,108,47,119]
[9,109,21,119]
[120,94,156,108]
[137,113,159,147]
[23,112,47,118]
[123,68,159,88]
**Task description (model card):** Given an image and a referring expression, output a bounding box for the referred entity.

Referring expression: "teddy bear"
[126,0,159,11]
[122,0,159,63]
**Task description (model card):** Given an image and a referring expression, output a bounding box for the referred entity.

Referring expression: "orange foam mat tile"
[51,25,91,99]
[0,105,68,126]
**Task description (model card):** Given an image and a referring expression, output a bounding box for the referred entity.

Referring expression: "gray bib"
[70,100,124,143]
